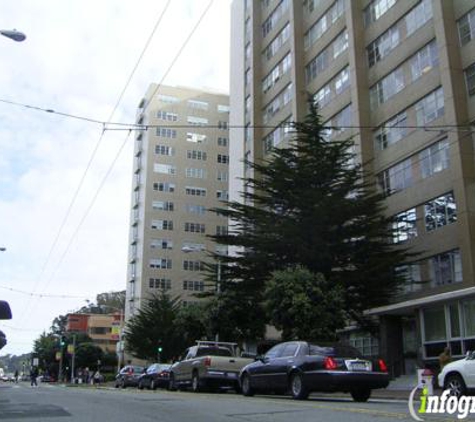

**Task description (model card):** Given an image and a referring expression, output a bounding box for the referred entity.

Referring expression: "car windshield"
[309,344,363,358]
[196,347,233,357]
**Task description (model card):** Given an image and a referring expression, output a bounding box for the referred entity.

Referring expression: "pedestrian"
[30,366,38,387]
[93,370,101,385]
[439,346,451,370]
[14,369,18,383]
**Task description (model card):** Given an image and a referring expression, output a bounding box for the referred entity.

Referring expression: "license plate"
[348,361,370,371]
[226,373,237,378]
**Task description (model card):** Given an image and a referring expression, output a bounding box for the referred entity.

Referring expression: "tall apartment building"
[125,85,230,320]
[230,0,475,376]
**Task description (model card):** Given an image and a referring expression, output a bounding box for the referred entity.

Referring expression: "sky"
[0,0,231,356]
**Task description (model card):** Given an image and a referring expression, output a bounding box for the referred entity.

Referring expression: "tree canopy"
[208,105,411,337]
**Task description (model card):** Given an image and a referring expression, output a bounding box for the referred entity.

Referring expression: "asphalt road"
[0,382,447,422]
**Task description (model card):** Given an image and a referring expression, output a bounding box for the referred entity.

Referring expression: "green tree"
[174,302,208,348]
[209,105,411,335]
[264,266,345,341]
[74,343,103,371]
[124,292,181,362]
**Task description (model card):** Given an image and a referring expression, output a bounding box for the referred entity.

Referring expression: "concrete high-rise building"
[231,0,475,376]
[125,85,229,321]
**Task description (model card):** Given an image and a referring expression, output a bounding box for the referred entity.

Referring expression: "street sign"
[67,344,75,354]
[55,352,61,361]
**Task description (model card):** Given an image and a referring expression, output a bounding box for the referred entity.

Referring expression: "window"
[363,0,397,26]
[217,190,228,200]
[323,104,352,140]
[218,121,228,130]
[216,225,228,236]
[187,100,208,110]
[187,116,208,126]
[378,157,413,196]
[185,204,206,215]
[419,138,449,179]
[405,0,433,37]
[262,53,292,93]
[263,83,293,124]
[217,137,228,147]
[423,307,446,341]
[155,145,175,156]
[262,0,289,38]
[185,186,207,197]
[367,26,400,67]
[151,220,173,231]
[157,111,178,121]
[429,249,462,287]
[157,94,179,103]
[415,87,444,125]
[187,133,207,143]
[183,260,205,271]
[187,150,207,161]
[263,23,290,61]
[349,333,380,357]
[465,62,475,96]
[152,201,174,211]
[184,222,206,233]
[392,208,417,243]
[374,112,407,150]
[304,0,345,50]
[153,182,175,193]
[306,31,348,83]
[458,7,475,46]
[217,154,229,164]
[182,242,206,251]
[154,163,176,175]
[369,67,404,109]
[410,41,439,82]
[150,238,173,249]
[149,258,172,269]
[156,127,177,138]
[217,171,228,182]
[185,168,206,179]
[424,192,457,232]
[183,280,205,291]
[218,104,230,113]
[395,264,422,293]
[313,66,350,109]
[149,278,171,290]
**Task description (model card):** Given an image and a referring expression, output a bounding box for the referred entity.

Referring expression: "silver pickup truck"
[169,341,254,392]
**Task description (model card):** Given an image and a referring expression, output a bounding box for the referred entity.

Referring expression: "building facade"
[66,313,123,354]
[230,0,475,375]
[125,85,230,320]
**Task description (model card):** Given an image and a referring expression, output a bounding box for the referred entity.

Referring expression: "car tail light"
[204,357,211,367]
[378,359,388,372]
[324,357,338,370]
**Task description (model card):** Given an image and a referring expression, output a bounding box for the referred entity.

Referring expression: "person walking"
[14,369,18,383]
[30,366,38,387]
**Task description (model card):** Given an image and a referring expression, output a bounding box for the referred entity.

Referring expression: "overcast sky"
[0,0,231,356]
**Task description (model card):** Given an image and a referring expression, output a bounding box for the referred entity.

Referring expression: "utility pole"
[70,334,76,383]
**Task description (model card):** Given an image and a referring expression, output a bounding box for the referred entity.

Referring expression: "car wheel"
[445,374,466,398]
[192,371,205,393]
[290,372,309,400]
[120,379,126,389]
[151,380,156,390]
[168,373,177,391]
[138,380,144,390]
[351,389,371,402]
[241,373,255,397]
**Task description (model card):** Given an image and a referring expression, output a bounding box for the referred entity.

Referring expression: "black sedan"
[137,364,171,390]
[239,341,389,402]
[115,365,145,388]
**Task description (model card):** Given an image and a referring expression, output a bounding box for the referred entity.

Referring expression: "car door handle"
[287,360,294,363]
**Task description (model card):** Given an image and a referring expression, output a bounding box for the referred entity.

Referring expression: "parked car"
[38,374,55,383]
[169,341,255,392]
[438,351,475,397]
[138,364,171,390]
[115,365,145,388]
[239,341,389,402]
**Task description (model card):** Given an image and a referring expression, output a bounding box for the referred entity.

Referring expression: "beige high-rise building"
[125,85,229,320]
[230,0,475,376]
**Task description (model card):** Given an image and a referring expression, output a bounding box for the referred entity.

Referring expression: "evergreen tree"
[209,105,411,335]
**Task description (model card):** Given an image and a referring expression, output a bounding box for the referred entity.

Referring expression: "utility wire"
[0,285,91,299]
[17,2,172,324]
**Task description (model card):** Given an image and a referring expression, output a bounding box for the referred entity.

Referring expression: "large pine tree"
[209,105,411,337]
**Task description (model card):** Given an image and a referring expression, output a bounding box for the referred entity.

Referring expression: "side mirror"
[256,355,268,363]
[0,301,12,320]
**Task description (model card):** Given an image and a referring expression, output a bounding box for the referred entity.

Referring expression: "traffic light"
[60,336,66,347]
[157,345,163,353]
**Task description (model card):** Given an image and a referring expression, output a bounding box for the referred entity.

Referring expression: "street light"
[0,29,26,42]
